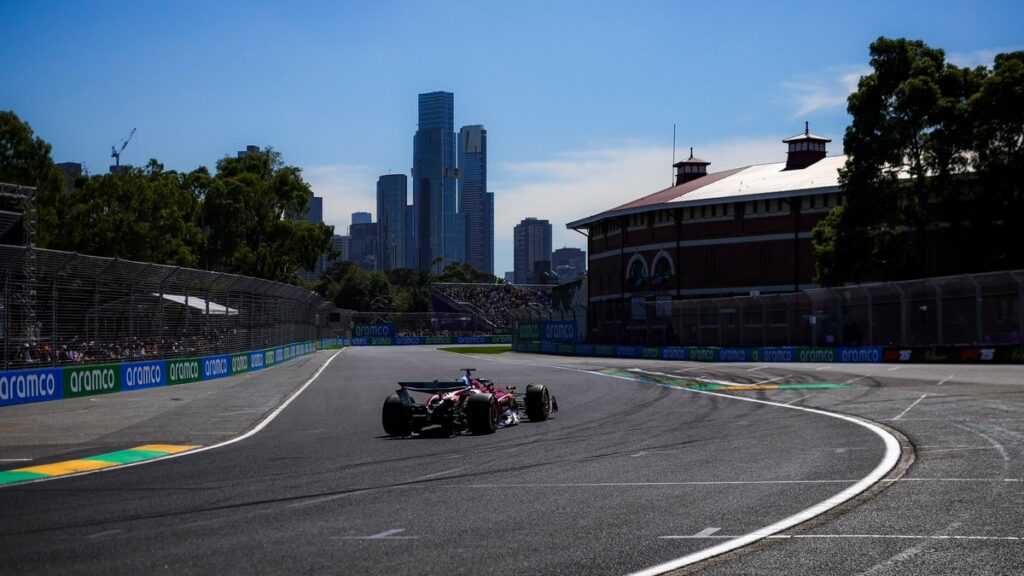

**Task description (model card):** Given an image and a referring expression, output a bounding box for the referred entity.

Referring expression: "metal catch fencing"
[0,245,340,370]
[589,270,1024,347]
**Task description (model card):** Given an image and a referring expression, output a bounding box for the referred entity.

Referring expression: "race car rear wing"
[397,381,470,394]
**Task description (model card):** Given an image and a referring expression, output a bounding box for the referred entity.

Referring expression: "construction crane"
[110,127,136,169]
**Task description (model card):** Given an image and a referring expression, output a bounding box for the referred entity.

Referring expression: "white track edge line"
[3,349,344,487]
[462,354,901,576]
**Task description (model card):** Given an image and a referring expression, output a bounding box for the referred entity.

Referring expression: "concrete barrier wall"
[0,342,317,408]
[318,335,512,348]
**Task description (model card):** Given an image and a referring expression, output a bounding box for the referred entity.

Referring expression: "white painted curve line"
[534,364,902,576]
[936,375,954,386]
[6,350,344,487]
[463,353,902,574]
[892,393,928,421]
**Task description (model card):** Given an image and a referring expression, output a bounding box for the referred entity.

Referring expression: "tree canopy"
[813,38,1024,285]
[0,111,333,285]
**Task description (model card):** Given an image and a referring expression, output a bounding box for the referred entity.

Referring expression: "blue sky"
[2,1,1021,276]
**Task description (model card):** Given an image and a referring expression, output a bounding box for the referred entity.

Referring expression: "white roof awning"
[153,293,239,315]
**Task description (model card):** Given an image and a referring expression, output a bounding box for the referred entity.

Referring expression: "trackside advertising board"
[0,341,316,408]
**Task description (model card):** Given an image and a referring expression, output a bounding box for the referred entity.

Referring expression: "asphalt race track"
[1,347,1022,575]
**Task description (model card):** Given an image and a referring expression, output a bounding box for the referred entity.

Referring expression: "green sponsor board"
[557,343,575,355]
[798,348,836,363]
[371,337,393,346]
[525,342,542,353]
[516,322,541,342]
[264,350,276,367]
[64,364,120,398]
[167,358,202,385]
[642,347,660,359]
[231,353,250,375]
[595,344,615,357]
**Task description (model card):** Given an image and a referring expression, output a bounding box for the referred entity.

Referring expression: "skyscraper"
[458,125,494,275]
[551,247,586,282]
[352,212,372,225]
[376,174,407,271]
[513,218,552,285]
[350,212,378,271]
[413,91,459,273]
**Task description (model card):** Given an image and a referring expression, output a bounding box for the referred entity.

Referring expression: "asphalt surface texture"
[0,346,1021,575]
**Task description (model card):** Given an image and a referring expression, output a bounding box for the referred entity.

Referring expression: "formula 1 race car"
[381,368,557,437]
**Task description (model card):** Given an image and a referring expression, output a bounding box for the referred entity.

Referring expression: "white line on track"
[3,350,344,487]
[753,376,788,385]
[463,354,902,576]
[784,395,810,405]
[887,366,902,371]
[843,376,869,385]
[746,366,769,372]
[891,394,929,421]
[0,458,33,462]
[936,375,955,386]
[462,480,860,487]
[661,533,1022,541]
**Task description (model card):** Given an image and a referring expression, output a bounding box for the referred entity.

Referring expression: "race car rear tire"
[467,393,498,435]
[382,394,411,437]
[525,384,551,421]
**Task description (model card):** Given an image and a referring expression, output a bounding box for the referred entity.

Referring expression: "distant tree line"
[813,37,1024,285]
[0,110,333,285]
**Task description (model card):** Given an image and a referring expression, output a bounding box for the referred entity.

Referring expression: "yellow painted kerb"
[18,459,118,476]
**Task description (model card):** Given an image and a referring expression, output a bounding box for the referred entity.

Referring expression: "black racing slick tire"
[525,384,551,421]
[467,393,498,435]
[382,394,411,437]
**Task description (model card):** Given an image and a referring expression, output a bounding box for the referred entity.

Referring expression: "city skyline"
[3,2,1019,276]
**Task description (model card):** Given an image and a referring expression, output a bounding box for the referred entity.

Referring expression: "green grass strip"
[0,470,50,485]
[438,345,512,355]
[82,449,170,465]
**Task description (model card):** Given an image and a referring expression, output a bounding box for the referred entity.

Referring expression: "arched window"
[625,254,648,288]
[652,252,674,285]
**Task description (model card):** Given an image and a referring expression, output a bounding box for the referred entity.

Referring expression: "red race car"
[382,368,557,437]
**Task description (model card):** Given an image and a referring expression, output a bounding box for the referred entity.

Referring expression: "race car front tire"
[467,393,498,435]
[525,384,551,421]
[382,394,411,437]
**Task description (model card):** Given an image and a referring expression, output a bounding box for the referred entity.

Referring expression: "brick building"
[567,126,847,343]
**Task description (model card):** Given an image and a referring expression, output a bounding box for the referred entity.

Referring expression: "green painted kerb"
[0,470,49,485]
[82,449,170,465]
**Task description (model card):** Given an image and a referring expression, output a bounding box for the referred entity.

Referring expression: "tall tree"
[813,38,991,284]
[0,111,65,248]
[203,149,333,283]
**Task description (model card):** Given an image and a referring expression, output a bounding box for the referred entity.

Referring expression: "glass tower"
[513,218,552,284]
[413,91,459,273]
[376,174,407,271]
[458,125,494,275]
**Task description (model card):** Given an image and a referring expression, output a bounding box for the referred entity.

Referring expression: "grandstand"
[433,283,553,331]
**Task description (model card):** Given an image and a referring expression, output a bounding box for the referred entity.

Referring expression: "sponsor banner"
[491,335,512,344]
[455,336,489,345]
[514,342,528,353]
[0,368,63,407]
[575,344,595,356]
[249,351,266,371]
[395,336,423,345]
[167,358,202,385]
[661,347,688,361]
[283,346,292,361]
[275,348,284,363]
[353,323,395,338]
[557,343,576,355]
[542,321,577,343]
[755,348,798,363]
[616,346,642,358]
[595,344,615,357]
[688,348,716,362]
[642,347,660,359]
[64,364,120,398]
[835,347,883,363]
[370,337,393,346]
[516,322,542,342]
[525,342,542,353]
[202,355,232,381]
[423,337,454,345]
[231,353,250,375]
[797,348,837,363]
[120,361,165,391]
[540,342,557,354]
[350,338,369,346]
[883,346,1024,364]
[717,348,752,362]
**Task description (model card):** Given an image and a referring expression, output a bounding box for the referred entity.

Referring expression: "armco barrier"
[0,341,316,408]
[510,342,1021,364]
[319,335,512,348]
